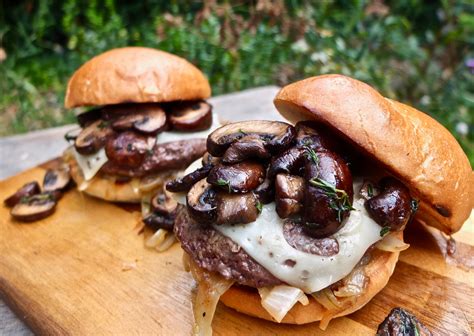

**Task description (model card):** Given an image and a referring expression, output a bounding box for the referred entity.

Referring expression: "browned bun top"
[274,74,473,234]
[65,47,211,108]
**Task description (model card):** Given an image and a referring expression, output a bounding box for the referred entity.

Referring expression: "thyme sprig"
[255,200,263,213]
[216,178,232,193]
[309,177,354,222]
[304,145,319,165]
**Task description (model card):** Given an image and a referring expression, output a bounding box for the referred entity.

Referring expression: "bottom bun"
[219,239,401,325]
[65,152,179,203]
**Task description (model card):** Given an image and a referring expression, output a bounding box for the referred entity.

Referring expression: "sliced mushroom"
[365,177,413,231]
[105,131,152,168]
[206,121,295,156]
[275,174,304,218]
[43,167,71,192]
[268,147,305,178]
[108,104,167,134]
[166,164,213,193]
[168,101,213,132]
[253,172,274,204]
[186,179,217,224]
[207,162,265,193]
[76,108,102,128]
[74,119,113,155]
[143,212,176,232]
[303,150,354,238]
[151,190,178,215]
[294,121,337,151]
[64,128,82,143]
[10,193,57,222]
[216,192,259,225]
[202,152,220,166]
[221,135,270,164]
[4,182,41,207]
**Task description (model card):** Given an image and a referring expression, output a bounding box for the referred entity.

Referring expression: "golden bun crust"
[66,153,178,203]
[274,74,473,234]
[220,245,400,324]
[65,47,211,108]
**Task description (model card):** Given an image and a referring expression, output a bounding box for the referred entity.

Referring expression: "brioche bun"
[220,245,400,324]
[65,151,179,203]
[275,74,473,234]
[65,47,211,108]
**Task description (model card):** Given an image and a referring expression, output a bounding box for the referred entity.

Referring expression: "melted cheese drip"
[213,181,382,294]
[73,112,220,181]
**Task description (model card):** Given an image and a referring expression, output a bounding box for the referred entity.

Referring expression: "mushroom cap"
[274,74,473,234]
[65,47,211,108]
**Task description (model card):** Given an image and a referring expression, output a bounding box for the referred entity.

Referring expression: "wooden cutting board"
[0,161,472,335]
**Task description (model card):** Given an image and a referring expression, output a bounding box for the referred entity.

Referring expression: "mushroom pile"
[166,120,417,238]
[66,101,212,170]
[4,166,72,222]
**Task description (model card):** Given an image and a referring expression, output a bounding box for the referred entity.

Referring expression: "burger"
[63,47,217,202]
[62,47,218,250]
[166,75,473,334]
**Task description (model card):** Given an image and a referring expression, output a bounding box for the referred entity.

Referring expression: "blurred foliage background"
[0,0,473,164]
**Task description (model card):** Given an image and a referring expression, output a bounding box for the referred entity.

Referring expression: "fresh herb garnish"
[410,199,419,214]
[367,183,374,198]
[238,129,247,135]
[255,200,263,213]
[309,177,354,222]
[380,226,391,237]
[216,178,231,192]
[304,145,319,165]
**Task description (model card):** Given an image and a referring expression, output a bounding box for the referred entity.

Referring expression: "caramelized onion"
[145,228,176,252]
[257,285,308,323]
[333,268,367,298]
[188,259,234,336]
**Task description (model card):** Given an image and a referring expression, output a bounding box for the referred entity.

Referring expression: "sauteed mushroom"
[10,193,57,222]
[43,167,71,192]
[294,121,337,151]
[303,150,353,238]
[166,164,213,193]
[275,174,304,218]
[105,131,153,168]
[76,108,102,128]
[221,135,270,164]
[207,162,265,193]
[169,101,212,132]
[74,119,113,155]
[206,120,295,156]
[365,177,413,231]
[268,147,305,178]
[202,152,220,166]
[216,192,259,225]
[110,104,167,134]
[151,190,178,215]
[253,172,274,204]
[4,182,41,207]
[143,212,176,232]
[186,179,217,224]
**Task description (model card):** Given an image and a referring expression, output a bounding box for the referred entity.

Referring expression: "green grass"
[0,0,473,165]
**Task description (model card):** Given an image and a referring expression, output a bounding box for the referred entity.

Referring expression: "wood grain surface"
[0,163,472,335]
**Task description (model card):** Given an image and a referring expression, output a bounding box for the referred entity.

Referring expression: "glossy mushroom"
[43,167,71,192]
[74,119,113,155]
[105,131,153,168]
[10,193,57,222]
[365,177,413,231]
[221,135,270,164]
[186,179,217,224]
[303,150,354,238]
[168,101,213,132]
[4,181,41,207]
[109,104,167,134]
[216,192,259,225]
[206,120,295,156]
[76,108,102,128]
[207,162,265,193]
[166,164,213,193]
[268,147,305,178]
[275,174,304,218]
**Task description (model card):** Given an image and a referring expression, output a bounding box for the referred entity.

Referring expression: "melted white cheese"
[213,181,382,294]
[73,112,220,181]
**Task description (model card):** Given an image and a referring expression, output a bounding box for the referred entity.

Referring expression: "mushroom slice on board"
[4,182,41,207]
[43,166,72,192]
[10,193,57,222]
[168,101,213,132]
[206,120,295,156]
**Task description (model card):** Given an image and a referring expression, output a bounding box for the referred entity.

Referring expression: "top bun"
[275,74,473,234]
[65,47,211,108]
